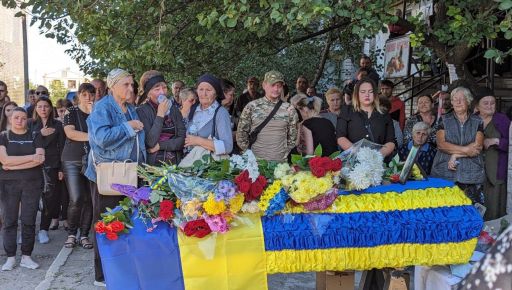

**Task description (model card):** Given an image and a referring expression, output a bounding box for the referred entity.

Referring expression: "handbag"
[179,105,228,168]
[75,109,89,174]
[92,111,140,195]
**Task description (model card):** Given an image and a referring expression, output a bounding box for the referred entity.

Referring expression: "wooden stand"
[316,271,355,290]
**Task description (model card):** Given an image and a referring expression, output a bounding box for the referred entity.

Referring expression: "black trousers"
[58,179,69,220]
[40,168,61,231]
[63,161,93,237]
[0,179,43,257]
[91,181,124,282]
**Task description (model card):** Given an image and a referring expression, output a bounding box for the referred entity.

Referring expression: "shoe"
[38,230,50,244]
[93,280,106,287]
[49,219,59,230]
[20,255,39,269]
[1,257,16,271]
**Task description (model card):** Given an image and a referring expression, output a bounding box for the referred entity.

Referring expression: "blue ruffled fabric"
[265,188,289,216]
[338,178,454,196]
[97,210,185,290]
[262,205,482,251]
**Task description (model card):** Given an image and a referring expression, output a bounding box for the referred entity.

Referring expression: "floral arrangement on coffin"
[339,139,385,190]
[384,155,426,183]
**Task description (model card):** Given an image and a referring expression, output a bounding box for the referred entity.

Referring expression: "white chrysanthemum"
[274,163,292,179]
[229,150,260,181]
[345,148,385,190]
[241,201,260,213]
[348,164,372,190]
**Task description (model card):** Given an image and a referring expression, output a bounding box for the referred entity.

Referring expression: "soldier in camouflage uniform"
[236,70,299,162]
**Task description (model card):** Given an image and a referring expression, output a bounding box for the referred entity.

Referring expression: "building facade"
[0,6,26,106]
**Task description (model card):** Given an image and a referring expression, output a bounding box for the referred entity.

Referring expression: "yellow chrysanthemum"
[175,199,182,208]
[285,172,333,203]
[229,193,245,214]
[412,164,423,180]
[203,193,227,215]
[258,180,282,211]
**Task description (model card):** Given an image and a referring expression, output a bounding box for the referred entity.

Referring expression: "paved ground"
[0,214,363,290]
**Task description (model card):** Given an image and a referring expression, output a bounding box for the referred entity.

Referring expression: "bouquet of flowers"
[340,139,385,190]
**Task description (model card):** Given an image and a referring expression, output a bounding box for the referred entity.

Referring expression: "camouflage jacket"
[236,96,298,162]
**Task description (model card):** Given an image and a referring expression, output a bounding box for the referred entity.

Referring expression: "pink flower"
[204,215,229,233]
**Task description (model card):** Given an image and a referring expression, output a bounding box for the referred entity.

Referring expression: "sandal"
[64,235,76,248]
[79,237,93,249]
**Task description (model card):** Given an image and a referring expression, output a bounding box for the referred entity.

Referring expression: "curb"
[35,246,73,290]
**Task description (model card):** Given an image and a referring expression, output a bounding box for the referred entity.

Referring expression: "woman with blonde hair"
[320,87,343,128]
[295,94,337,156]
[336,77,395,157]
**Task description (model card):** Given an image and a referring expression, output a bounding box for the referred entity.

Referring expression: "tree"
[49,79,66,102]
[1,0,510,89]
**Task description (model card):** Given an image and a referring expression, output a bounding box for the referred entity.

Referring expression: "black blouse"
[336,105,395,145]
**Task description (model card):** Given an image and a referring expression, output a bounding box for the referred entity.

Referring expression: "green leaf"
[484,49,499,59]
[314,144,322,157]
[329,151,341,159]
[505,30,512,40]
[499,0,512,10]
[226,18,237,28]
[291,154,302,165]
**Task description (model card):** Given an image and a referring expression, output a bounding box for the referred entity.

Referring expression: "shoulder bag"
[248,100,283,148]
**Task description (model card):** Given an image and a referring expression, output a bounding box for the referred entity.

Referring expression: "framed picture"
[384,35,411,78]
[398,145,427,184]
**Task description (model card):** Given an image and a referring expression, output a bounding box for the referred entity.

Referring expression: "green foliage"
[257,159,279,180]
[48,80,67,103]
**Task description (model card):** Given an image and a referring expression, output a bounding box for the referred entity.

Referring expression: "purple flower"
[111,184,151,203]
[302,188,338,211]
[214,180,237,201]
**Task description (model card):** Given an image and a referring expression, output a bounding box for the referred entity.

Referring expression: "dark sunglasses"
[36,91,48,95]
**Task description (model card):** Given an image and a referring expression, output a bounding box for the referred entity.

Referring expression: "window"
[67,80,77,89]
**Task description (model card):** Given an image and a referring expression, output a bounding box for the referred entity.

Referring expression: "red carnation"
[106,232,118,241]
[318,157,332,170]
[247,181,264,201]
[308,157,321,168]
[238,181,251,194]
[311,166,326,178]
[95,221,106,234]
[183,219,212,238]
[159,200,175,220]
[110,221,125,233]
[331,159,342,171]
[235,170,250,183]
[256,175,267,187]
[390,174,400,183]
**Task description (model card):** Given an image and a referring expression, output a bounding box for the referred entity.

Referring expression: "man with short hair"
[91,79,107,101]
[27,85,49,117]
[0,81,9,110]
[172,80,185,104]
[234,76,262,120]
[295,75,309,95]
[380,79,405,130]
[357,55,380,84]
[237,70,298,162]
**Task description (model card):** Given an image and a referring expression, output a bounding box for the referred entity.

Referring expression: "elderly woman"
[431,87,484,204]
[474,87,510,220]
[404,95,439,145]
[84,69,146,287]
[337,77,395,158]
[295,94,337,156]
[320,88,343,128]
[398,122,437,175]
[136,70,185,165]
[183,74,233,161]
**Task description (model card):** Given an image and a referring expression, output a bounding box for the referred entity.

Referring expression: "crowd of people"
[0,54,510,287]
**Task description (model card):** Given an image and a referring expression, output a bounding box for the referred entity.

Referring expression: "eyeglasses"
[36,91,48,95]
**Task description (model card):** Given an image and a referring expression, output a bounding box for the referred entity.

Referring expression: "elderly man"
[237,70,298,162]
[91,79,107,101]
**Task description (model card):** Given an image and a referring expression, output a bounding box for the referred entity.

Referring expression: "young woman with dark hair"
[0,101,18,132]
[0,107,45,270]
[62,83,95,249]
[29,97,65,244]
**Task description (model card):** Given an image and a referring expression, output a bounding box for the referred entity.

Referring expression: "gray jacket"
[136,100,186,165]
[431,112,484,184]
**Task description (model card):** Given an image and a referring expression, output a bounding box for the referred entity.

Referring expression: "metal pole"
[21,14,29,104]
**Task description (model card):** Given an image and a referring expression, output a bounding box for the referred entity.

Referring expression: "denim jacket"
[84,95,146,182]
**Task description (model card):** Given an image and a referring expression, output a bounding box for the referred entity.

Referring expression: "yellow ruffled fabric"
[266,238,477,274]
[282,186,470,214]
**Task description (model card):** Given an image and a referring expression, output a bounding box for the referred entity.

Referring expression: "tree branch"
[311,34,333,87]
